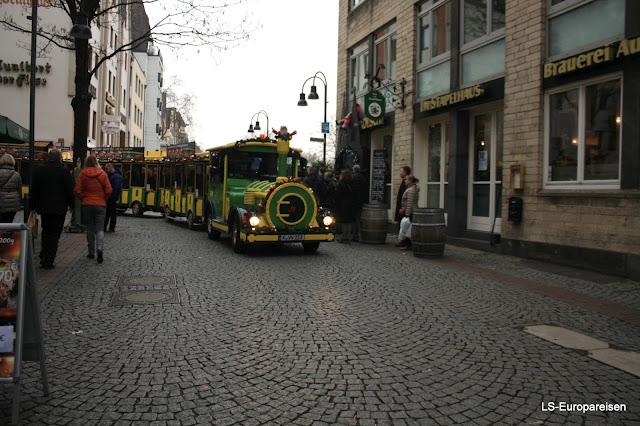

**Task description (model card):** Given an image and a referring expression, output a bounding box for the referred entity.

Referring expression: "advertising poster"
[0,230,21,378]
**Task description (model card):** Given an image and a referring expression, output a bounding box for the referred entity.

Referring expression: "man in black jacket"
[351,164,368,242]
[30,149,75,269]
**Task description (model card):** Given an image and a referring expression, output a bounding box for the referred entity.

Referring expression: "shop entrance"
[468,106,503,233]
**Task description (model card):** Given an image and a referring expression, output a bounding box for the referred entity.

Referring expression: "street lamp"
[247,110,269,138]
[297,71,328,165]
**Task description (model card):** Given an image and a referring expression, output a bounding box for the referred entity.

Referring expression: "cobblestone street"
[1,213,639,425]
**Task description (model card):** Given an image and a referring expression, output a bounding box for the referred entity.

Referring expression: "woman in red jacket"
[74,156,112,263]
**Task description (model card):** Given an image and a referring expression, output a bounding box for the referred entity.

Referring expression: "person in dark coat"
[303,166,320,199]
[30,149,75,269]
[103,163,122,232]
[395,165,411,222]
[318,171,338,210]
[351,164,368,242]
[0,154,22,223]
[335,169,356,244]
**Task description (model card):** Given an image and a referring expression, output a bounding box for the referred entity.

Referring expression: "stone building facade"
[337,0,640,278]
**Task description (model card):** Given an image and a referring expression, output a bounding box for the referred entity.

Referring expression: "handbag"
[27,210,39,239]
[399,216,412,240]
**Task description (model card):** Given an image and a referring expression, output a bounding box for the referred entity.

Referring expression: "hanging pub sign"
[365,90,385,121]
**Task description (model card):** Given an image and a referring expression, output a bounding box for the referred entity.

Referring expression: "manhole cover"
[110,289,179,306]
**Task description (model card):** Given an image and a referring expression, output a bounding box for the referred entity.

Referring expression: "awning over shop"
[0,115,29,144]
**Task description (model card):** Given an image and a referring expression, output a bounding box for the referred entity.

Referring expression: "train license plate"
[279,234,304,241]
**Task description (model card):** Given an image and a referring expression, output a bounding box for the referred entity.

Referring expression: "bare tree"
[305,117,338,170]
[1,0,254,165]
[162,75,196,141]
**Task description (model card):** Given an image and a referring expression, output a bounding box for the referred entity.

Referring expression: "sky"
[147,0,339,160]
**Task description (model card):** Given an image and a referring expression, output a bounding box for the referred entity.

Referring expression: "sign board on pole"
[310,137,324,143]
[321,122,330,134]
[0,224,49,425]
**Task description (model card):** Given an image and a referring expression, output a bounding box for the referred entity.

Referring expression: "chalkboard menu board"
[371,150,386,204]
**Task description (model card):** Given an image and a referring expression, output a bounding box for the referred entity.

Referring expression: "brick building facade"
[337,0,640,278]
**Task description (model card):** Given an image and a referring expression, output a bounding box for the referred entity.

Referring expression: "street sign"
[310,137,324,143]
[101,114,119,122]
[321,122,330,134]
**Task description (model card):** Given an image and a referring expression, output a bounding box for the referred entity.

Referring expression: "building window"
[462,0,505,46]
[351,0,365,9]
[108,71,112,92]
[417,0,451,98]
[460,0,505,84]
[349,39,369,105]
[374,23,397,83]
[547,0,624,58]
[92,110,97,139]
[545,74,621,187]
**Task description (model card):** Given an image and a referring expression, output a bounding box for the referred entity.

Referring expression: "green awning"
[0,115,30,143]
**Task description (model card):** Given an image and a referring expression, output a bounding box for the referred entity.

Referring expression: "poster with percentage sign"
[0,230,21,377]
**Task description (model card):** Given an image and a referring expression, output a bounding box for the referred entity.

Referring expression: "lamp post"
[247,110,269,139]
[24,0,38,222]
[297,71,328,166]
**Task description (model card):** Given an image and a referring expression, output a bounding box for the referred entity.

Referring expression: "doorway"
[468,106,503,233]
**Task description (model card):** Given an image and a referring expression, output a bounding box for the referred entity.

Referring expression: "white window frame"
[351,0,366,11]
[416,0,452,99]
[417,0,451,67]
[546,0,625,61]
[374,22,397,84]
[543,73,623,189]
[460,0,506,52]
[349,40,369,107]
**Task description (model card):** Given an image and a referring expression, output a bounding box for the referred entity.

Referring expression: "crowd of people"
[0,151,419,267]
[0,150,122,269]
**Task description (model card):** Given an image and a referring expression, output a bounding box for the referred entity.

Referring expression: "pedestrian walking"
[395,165,411,222]
[336,169,356,244]
[303,166,321,197]
[74,156,112,264]
[103,163,122,232]
[30,149,75,269]
[351,164,368,242]
[396,175,420,250]
[0,154,22,223]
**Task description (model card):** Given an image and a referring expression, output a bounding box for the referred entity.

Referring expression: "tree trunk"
[71,37,90,167]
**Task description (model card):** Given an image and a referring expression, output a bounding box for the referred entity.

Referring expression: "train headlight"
[249,216,260,227]
[322,216,333,226]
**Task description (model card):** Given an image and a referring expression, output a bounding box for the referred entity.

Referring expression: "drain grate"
[110,276,179,306]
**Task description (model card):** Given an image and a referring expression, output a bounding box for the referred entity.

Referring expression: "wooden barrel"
[360,204,388,244]
[411,208,446,258]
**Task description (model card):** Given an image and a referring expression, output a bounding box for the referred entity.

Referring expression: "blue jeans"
[82,205,106,255]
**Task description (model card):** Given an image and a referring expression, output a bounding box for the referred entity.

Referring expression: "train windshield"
[227,152,279,181]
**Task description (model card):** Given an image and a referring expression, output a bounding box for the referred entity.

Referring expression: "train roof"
[207,140,303,154]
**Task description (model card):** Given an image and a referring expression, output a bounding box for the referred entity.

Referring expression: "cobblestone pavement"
[1,213,639,425]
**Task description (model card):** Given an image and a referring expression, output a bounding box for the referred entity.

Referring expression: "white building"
[1,1,163,154]
[133,44,164,152]
[0,3,75,147]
